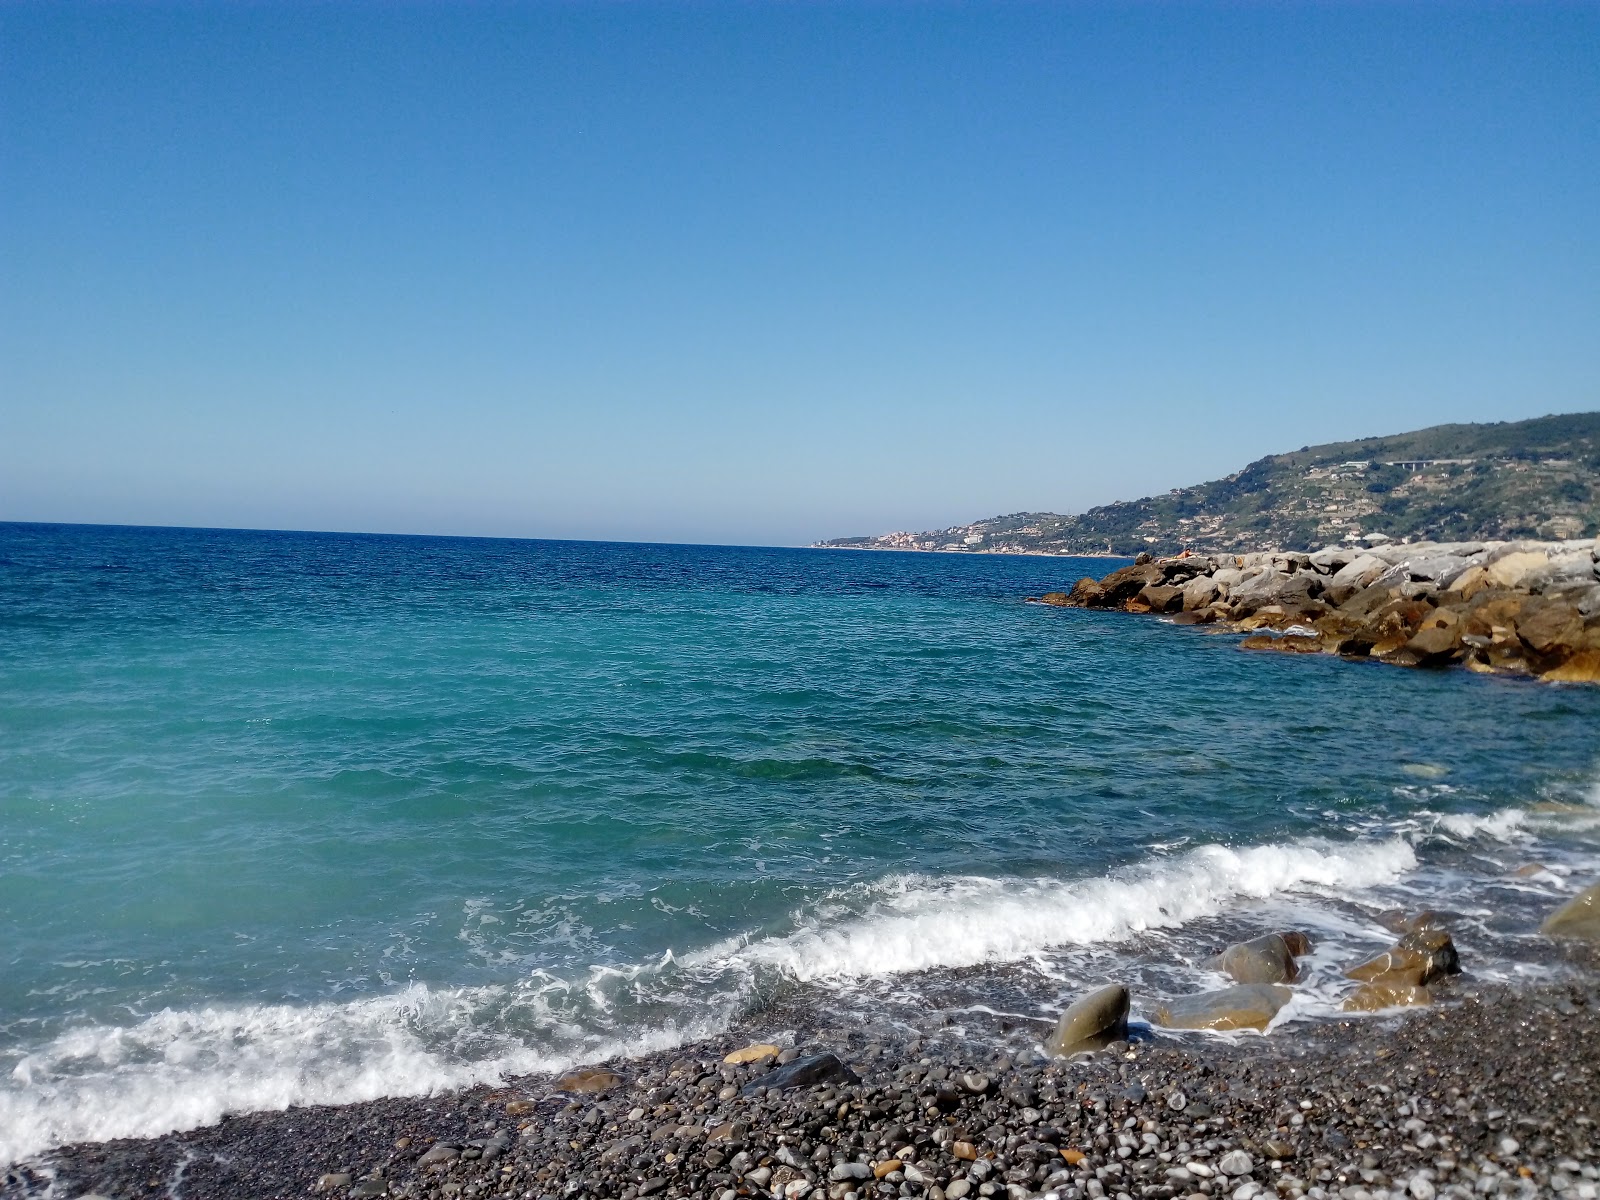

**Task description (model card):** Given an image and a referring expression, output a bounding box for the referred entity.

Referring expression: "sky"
[2,3,1597,546]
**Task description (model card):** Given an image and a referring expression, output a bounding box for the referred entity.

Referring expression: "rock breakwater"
[1040,538,1600,684]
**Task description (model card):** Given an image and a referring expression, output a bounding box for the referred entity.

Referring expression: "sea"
[2,522,1598,1168]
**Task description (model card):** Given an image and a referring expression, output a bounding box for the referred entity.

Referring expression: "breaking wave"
[0,836,1417,1166]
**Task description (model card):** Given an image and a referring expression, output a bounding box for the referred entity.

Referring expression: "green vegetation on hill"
[818,412,1600,556]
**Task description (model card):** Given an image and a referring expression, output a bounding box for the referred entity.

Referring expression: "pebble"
[1218,1149,1254,1176]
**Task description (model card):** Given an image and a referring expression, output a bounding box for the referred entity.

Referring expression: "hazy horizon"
[4,4,1597,545]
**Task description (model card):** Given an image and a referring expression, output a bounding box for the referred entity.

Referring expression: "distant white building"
[964,533,985,545]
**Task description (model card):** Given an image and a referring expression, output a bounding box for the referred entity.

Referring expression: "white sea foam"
[0,836,1417,1167]
[1432,808,1531,842]
[0,982,733,1168]
[722,838,1416,981]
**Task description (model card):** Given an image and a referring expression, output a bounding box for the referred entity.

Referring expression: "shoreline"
[16,926,1599,1200]
[809,545,1133,560]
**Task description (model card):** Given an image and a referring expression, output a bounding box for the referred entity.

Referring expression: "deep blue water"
[2,522,1597,1163]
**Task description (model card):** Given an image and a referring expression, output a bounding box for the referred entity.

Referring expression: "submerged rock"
[1540,880,1600,942]
[1045,984,1130,1056]
[1343,982,1433,1012]
[1347,928,1461,988]
[1152,984,1292,1032]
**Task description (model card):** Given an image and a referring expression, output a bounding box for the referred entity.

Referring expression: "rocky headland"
[14,887,1600,1200]
[1039,538,1600,684]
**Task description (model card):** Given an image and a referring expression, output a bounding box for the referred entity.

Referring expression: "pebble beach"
[16,935,1598,1200]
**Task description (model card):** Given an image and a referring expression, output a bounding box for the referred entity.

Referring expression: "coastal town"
[815,415,1599,558]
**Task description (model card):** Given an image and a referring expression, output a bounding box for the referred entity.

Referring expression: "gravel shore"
[12,941,1596,1200]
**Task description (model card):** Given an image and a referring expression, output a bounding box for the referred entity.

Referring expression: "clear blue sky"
[3,3,1596,546]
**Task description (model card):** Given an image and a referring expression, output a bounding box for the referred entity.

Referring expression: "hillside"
[816,412,1600,557]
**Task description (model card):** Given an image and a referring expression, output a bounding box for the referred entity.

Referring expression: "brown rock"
[1097,563,1165,605]
[1407,609,1463,660]
[556,1068,623,1094]
[1542,650,1600,683]
[1540,880,1600,942]
[1045,983,1130,1056]
[1068,578,1106,606]
[1448,564,1491,600]
[952,1141,978,1161]
[1038,592,1072,606]
[1346,928,1459,987]
[1210,934,1300,985]
[873,1160,902,1179]
[723,1043,782,1064]
[1240,633,1323,654]
[1485,550,1548,589]
[1153,984,1293,1032]
[1280,930,1314,956]
[1138,583,1185,613]
[1517,599,1584,655]
[504,1099,537,1116]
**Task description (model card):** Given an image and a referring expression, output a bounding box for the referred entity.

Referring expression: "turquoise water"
[2,523,1598,1163]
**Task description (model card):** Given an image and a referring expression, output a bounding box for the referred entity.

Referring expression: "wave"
[1431,808,1530,842]
[0,982,735,1168]
[0,836,1416,1167]
[723,838,1417,980]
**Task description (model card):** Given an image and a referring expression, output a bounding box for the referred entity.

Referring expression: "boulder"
[1152,984,1293,1032]
[1539,881,1600,942]
[1138,583,1185,613]
[1096,563,1165,606]
[1346,928,1460,987]
[1342,982,1432,1012]
[1279,930,1314,956]
[1045,984,1131,1056]
[1068,577,1107,605]
[740,1051,858,1095]
[1229,570,1317,614]
[1485,550,1549,589]
[1309,546,1358,573]
[1446,563,1492,600]
[1516,599,1584,655]
[1182,575,1221,610]
[1543,651,1600,683]
[1208,934,1300,985]
[1405,555,1477,588]
[1326,554,1392,604]
[1406,608,1463,660]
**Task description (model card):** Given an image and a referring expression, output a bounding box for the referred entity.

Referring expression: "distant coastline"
[809,543,1131,560]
